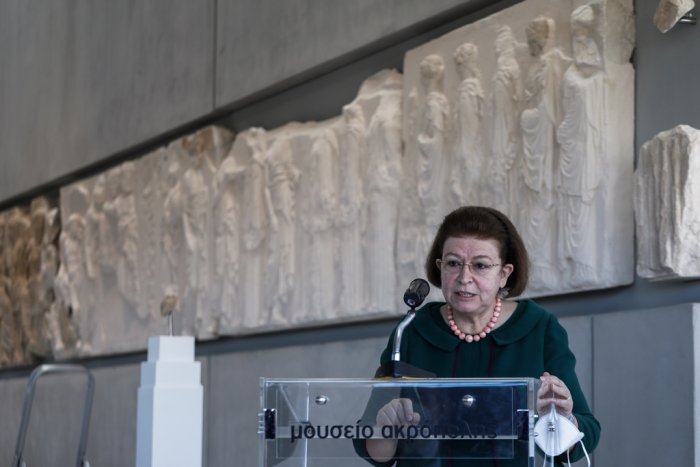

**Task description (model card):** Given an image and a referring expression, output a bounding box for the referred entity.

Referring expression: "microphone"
[403,278,430,309]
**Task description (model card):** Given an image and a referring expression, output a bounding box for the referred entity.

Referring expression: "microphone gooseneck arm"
[391,310,417,362]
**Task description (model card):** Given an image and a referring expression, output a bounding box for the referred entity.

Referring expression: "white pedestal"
[135,336,203,467]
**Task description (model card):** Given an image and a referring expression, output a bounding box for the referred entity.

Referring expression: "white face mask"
[534,404,590,467]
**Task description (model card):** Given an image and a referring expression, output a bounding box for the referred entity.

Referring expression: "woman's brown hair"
[424,206,530,297]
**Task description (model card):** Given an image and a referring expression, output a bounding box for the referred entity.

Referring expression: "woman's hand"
[537,372,576,426]
[366,398,421,463]
[376,398,422,428]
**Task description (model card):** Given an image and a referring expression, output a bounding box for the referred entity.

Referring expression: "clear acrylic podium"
[258,377,538,466]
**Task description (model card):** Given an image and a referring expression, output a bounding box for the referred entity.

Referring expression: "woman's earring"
[497,287,509,299]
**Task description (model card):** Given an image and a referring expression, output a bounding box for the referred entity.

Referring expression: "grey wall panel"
[635,0,700,152]
[593,303,698,466]
[559,315,594,467]
[0,0,215,203]
[201,357,210,467]
[560,315,593,407]
[206,336,386,467]
[85,364,140,467]
[0,376,35,464]
[215,0,504,108]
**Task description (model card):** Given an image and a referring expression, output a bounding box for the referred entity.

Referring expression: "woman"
[356,206,600,466]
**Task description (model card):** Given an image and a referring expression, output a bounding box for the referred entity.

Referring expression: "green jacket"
[354,299,600,466]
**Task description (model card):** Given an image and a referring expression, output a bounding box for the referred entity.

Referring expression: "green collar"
[413,300,547,351]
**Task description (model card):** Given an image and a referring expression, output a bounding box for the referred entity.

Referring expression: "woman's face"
[439,236,513,316]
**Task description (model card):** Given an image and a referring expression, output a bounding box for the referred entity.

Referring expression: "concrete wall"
[0,0,215,204]
[594,304,700,466]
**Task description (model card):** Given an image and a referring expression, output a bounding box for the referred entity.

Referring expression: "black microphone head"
[403,278,430,308]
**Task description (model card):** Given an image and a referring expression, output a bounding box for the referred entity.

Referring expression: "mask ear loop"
[566,432,591,467]
[563,412,590,467]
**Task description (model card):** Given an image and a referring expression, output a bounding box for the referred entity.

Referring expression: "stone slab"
[635,125,700,280]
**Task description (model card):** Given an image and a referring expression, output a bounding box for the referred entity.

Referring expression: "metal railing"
[12,364,95,467]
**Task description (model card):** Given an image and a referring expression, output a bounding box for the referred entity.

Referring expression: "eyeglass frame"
[436,258,502,277]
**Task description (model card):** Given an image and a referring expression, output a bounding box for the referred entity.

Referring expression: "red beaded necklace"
[446,297,502,343]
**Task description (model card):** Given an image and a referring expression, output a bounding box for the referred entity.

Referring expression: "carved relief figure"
[416,54,449,232]
[0,212,14,365]
[104,163,142,316]
[213,148,244,331]
[5,209,32,364]
[138,154,166,321]
[365,89,403,312]
[635,130,666,276]
[337,103,367,315]
[37,200,76,358]
[54,211,89,352]
[85,177,103,283]
[41,202,61,345]
[488,25,522,219]
[264,136,299,325]
[83,175,113,346]
[452,42,485,206]
[162,159,186,304]
[183,129,233,334]
[520,16,570,289]
[24,198,54,358]
[22,204,43,360]
[239,128,273,328]
[396,85,425,285]
[49,185,90,357]
[182,148,216,334]
[556,3,606,285]
[92,175,119,279]
[297,128,337,321]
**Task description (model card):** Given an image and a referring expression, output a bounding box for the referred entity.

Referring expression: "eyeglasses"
[436,258,501,277]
